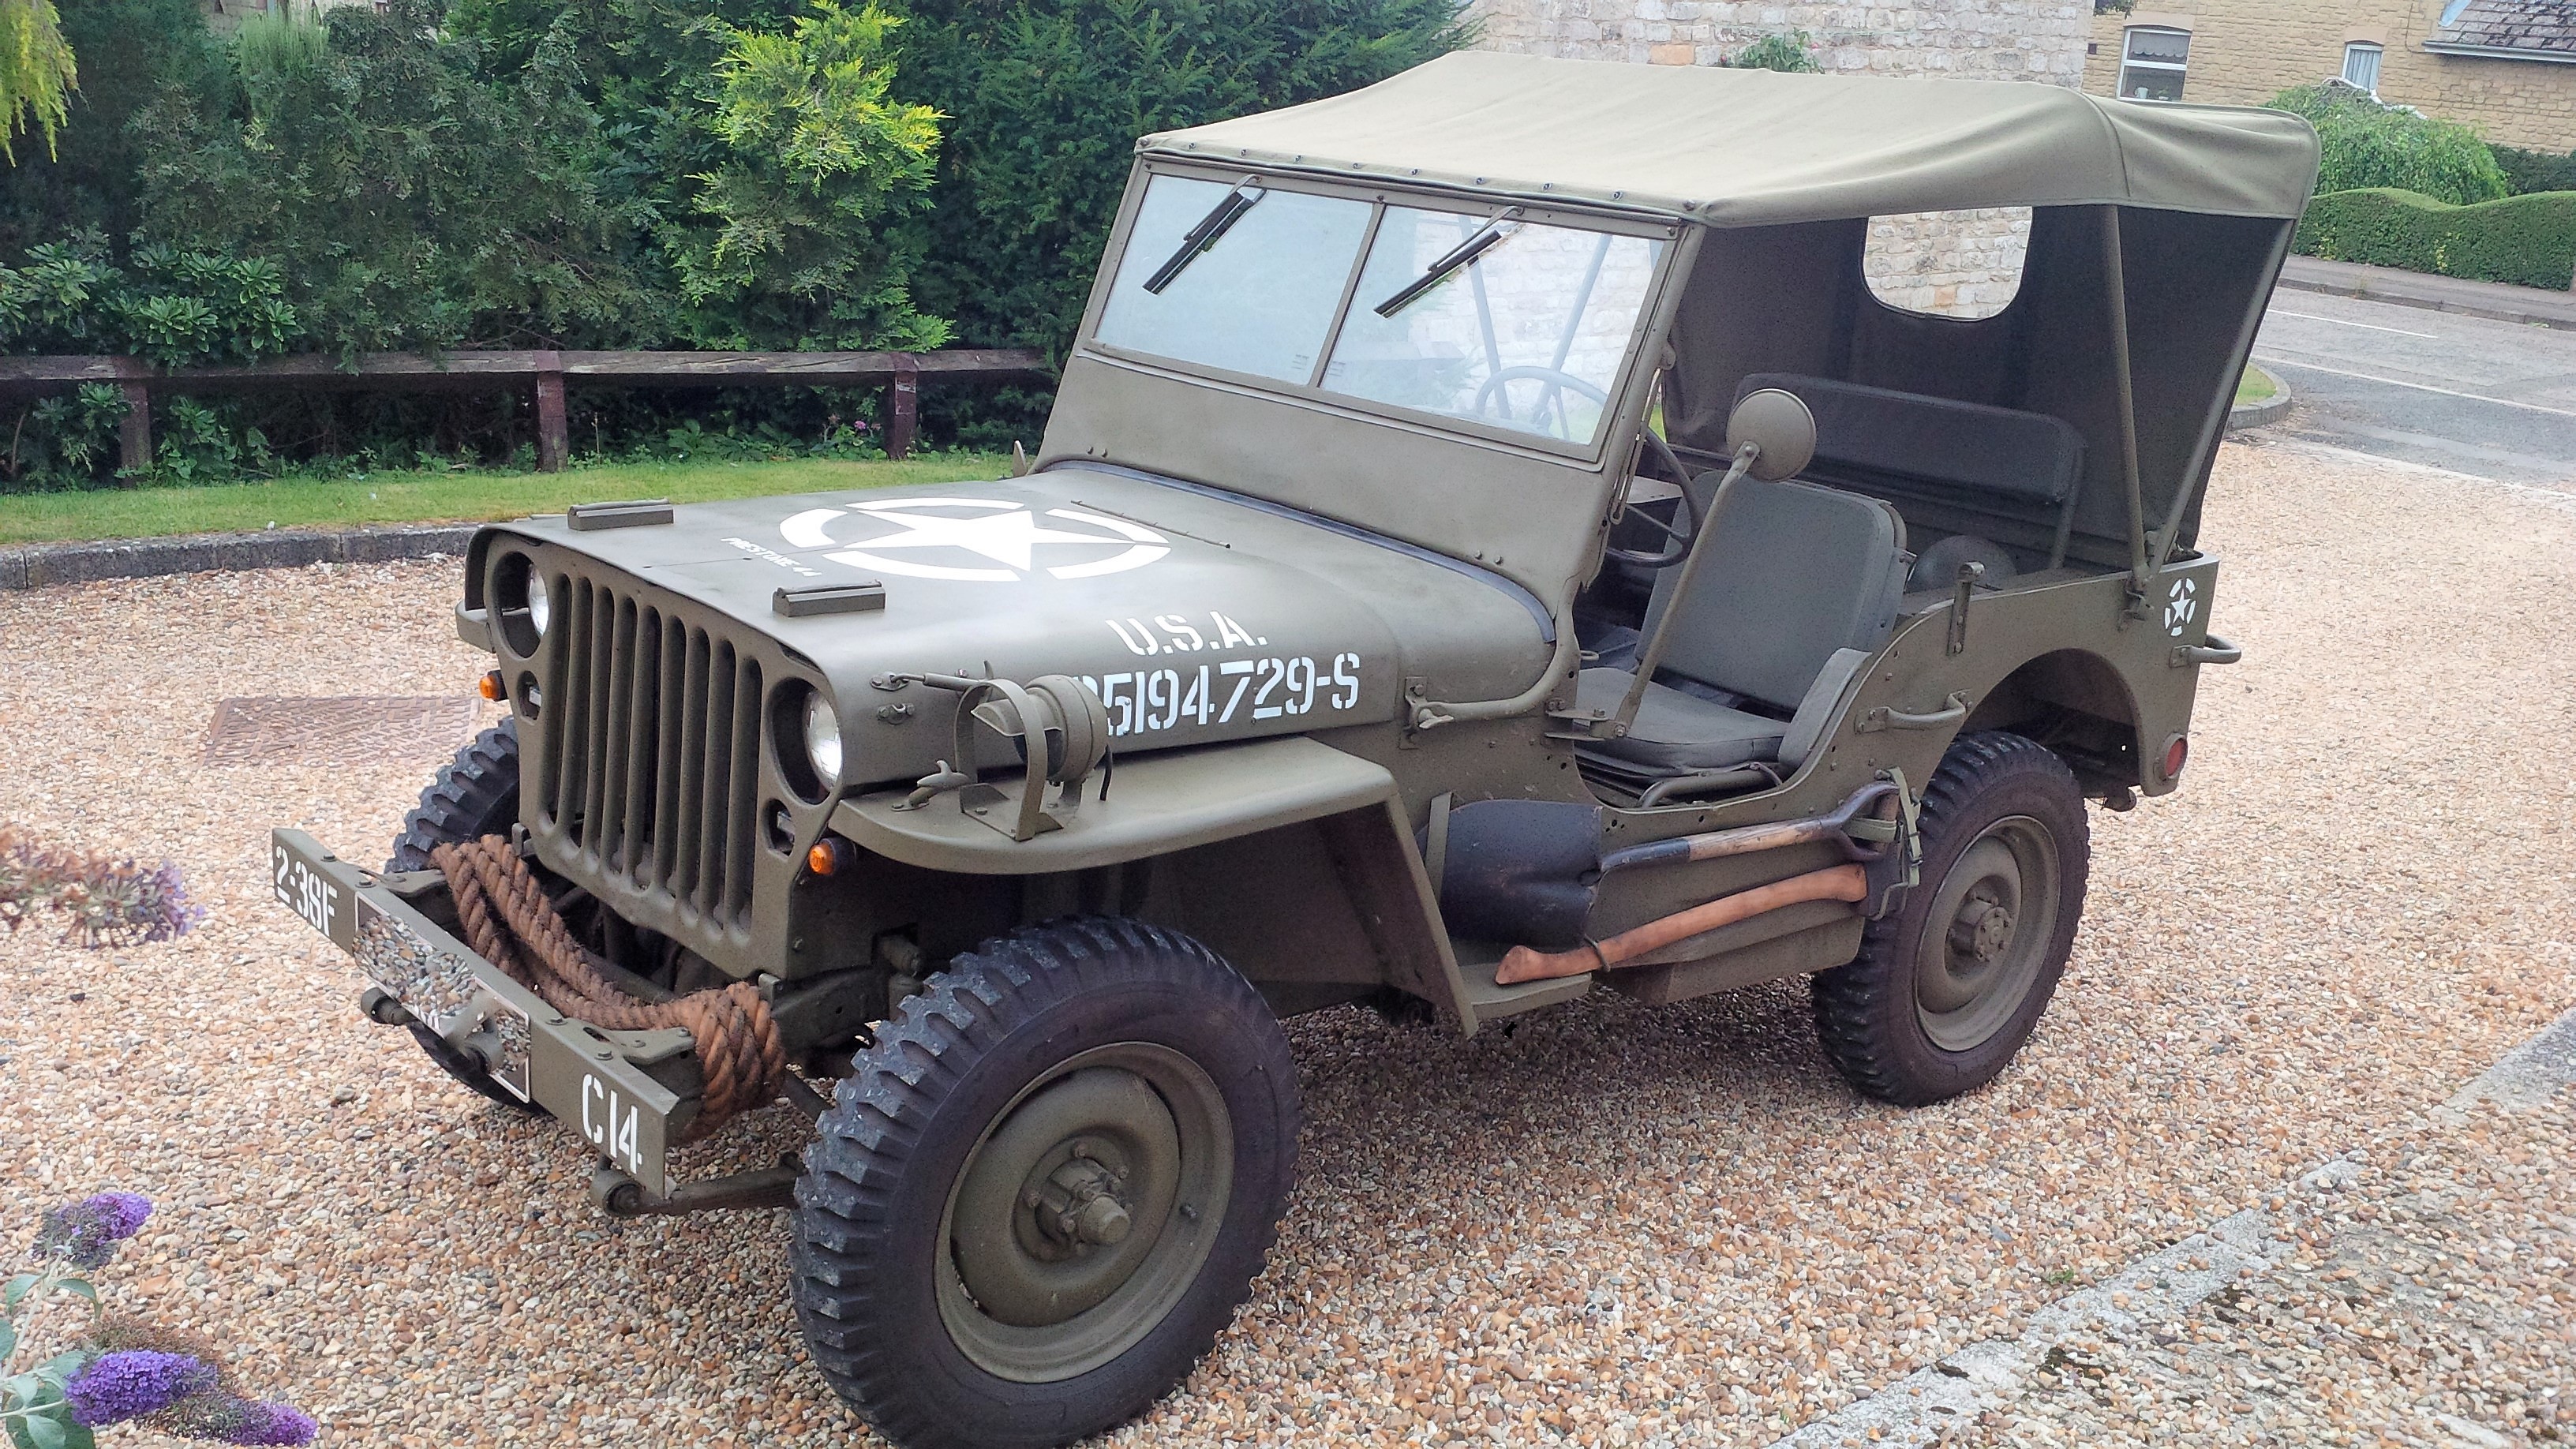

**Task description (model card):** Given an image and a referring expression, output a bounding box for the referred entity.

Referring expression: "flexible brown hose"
[431,836,784,1136]
[1495,863,1870,985]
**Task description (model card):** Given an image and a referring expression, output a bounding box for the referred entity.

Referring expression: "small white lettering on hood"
[724,537,825,578]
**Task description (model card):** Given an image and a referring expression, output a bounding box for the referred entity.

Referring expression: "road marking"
[2256,353,2576,419]
[1762,1000,2576,1449]
[2257,435,2496,483]
[2269,307,2439,339]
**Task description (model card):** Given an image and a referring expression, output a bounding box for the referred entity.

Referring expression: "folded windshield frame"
[1080,161,1684,463]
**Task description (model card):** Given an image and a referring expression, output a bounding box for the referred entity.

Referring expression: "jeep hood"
[474,464,1553,787]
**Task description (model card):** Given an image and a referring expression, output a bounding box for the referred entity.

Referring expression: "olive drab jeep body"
[270,52,2320,1449]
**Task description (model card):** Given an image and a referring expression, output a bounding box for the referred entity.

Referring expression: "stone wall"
[1466,0,2091,81]
[1464,1,2089,316]
[2084,2,2576,152]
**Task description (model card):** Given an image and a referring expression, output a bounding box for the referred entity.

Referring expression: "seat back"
[1733,372,2085,509]
[1644,475,1908,713]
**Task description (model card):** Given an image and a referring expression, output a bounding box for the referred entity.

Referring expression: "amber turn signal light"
[807,838,850,877]
[477,670,505,702]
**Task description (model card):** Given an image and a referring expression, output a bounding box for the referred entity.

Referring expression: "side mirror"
[1725,388,1817,482]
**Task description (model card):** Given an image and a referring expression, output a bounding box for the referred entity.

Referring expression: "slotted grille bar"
[534,574,759,931]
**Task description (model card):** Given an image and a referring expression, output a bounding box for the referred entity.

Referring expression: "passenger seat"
[1577,474,1908,792]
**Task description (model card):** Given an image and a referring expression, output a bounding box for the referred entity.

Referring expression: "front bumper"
[270,829,686,1195]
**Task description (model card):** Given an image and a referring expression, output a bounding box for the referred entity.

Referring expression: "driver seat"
[1577,474,1908,790]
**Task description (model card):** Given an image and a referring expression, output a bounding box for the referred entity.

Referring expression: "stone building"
[198,0,373,36]
[1462,1,2092,315]
[1466,0,2091,81]
[2087,0,2576,150]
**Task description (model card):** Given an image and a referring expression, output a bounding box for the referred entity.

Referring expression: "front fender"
[829,734,1394,875]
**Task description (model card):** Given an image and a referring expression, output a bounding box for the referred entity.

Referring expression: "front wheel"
[791,917,1299,1449]
[1813,732,2091,1106]
[384,718,541,1113]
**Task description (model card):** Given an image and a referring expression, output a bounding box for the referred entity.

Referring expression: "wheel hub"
[950,1066,1182,1329]
[1027,1144,1134,1249]
[1948,892,2016,963]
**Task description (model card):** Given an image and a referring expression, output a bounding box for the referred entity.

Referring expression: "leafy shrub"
[0,0,77,163]
[2267,82,2508,206]
[2,0,1467,475]
[2295,186,2576,290]
[2493,144,2576,197]
[672,2,949,351]
[1727,31,1822,73]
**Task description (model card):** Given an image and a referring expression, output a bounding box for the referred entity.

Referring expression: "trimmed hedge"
[2496,144,2576,197]
[2295,187,2576,291]
[2267,83,2508,207]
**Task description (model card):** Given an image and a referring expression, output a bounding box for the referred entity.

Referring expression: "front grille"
[537,575,762,930]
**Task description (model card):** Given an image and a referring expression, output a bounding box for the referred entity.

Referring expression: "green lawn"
[0,454,1009,546]
[2234,365,2279,406]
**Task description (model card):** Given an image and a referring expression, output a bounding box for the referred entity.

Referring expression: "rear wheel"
[1813,731,2090,1106]
[384,718,539,1113]
[791,917,1299,1449]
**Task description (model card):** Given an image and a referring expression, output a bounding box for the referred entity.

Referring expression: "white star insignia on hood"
[779,497,1171,582]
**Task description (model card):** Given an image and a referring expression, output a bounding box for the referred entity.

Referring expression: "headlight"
[526,584,550,636]
[803,690,842,786]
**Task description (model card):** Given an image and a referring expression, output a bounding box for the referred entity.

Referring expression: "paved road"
[2250,288,2576,489]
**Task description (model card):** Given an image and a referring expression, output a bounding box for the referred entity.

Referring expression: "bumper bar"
[270,829,685,1196]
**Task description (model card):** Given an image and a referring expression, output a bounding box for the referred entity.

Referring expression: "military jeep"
[269,52,2318,1449]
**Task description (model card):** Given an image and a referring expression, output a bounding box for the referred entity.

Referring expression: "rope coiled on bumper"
[431,836,784,1136]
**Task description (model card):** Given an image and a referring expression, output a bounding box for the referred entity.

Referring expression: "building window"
[2118,27,2190,101]
[2342,42,2383,94]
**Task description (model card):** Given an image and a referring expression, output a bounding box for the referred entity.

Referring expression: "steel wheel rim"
[936,1042,1234,1383]
[1913,815,2058,1052]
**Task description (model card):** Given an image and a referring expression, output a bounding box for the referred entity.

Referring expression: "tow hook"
[359,986,414,1027]
[592,1155,803,1219]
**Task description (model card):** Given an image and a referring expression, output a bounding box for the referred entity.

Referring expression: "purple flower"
[161,1391,319,1446]
[36,1204,113,1267]
[84,1190,154,1239]
[65,1350,219,1426]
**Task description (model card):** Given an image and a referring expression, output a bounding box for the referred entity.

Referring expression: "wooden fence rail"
[0,348,1050,471]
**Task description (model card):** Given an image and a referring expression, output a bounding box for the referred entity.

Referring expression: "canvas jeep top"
[269,52,2318,1449]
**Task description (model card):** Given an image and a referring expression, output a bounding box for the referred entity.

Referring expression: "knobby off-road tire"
[384,718,538,1113]
[1814,731,2090,1106]
[791,917,1301,1449]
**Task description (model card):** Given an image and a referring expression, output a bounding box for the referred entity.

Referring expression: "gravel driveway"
[3,441,2570,1449]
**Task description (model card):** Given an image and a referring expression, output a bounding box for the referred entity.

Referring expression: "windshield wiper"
[1142,185,1267,294]
[1373,209,1523,317]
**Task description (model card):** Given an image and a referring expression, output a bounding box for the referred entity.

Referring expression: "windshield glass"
[1326,207,1662,444]
[1094,175,1372,384]
[1092,174,1664,447]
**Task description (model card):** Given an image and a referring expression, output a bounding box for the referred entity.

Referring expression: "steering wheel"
[1472,365,1608,440]
[1603,427,1700,568]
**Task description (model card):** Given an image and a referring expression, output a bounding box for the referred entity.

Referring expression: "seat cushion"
[1571,665,1785,774]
